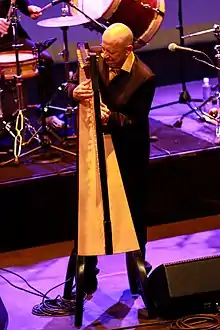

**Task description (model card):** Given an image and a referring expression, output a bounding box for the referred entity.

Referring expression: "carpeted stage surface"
[1,117,220,252]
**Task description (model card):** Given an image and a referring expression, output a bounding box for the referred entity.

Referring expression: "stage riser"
[1,146,220,253]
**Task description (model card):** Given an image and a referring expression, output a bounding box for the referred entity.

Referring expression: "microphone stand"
[191,28,220,144]
[151,0,203,128]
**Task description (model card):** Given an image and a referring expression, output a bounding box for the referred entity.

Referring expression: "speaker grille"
[148,254,220,318]
[165,255,220,297]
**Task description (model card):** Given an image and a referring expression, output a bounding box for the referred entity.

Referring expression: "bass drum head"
[80,0,165,49]
[71,0,113,20]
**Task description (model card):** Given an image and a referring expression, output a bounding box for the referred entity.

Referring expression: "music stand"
[151,0,203,128]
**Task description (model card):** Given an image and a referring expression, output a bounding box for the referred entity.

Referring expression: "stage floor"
[1,216,220,330]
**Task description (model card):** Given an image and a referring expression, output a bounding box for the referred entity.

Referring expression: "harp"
[77,42,139,256]
[63,42,149,326]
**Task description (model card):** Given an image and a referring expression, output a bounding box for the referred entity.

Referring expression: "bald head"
[102,23,133,47]
[102,23,134,68]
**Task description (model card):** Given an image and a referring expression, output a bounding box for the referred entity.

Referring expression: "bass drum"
[81,0,165,49]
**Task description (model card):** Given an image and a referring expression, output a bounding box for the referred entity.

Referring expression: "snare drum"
[0,50,38,80]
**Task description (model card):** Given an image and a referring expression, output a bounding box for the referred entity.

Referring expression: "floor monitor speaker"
[147,255,220,318]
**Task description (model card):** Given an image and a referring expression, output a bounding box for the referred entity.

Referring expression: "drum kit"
[0,0,165,165]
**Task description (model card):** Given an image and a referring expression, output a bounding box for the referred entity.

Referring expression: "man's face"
[102,39,129,68]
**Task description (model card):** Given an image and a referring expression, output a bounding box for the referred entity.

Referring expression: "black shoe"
[84,267,99,295]
[145,261,152,274]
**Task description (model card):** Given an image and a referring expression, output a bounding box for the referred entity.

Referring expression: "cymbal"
[37,15,90,28]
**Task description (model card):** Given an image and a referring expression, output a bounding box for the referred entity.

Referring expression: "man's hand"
[100,101,110,125]
[0,18,10,37]
[73,79,93,101]
[28,5,42,19]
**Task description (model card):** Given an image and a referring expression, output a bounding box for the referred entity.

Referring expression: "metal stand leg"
[151,0,203,125]
[62,250,85,328]
[75,256,86,327]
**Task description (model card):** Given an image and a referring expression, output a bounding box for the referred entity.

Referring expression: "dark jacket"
[68,53,155,165]
[68,52,155,227]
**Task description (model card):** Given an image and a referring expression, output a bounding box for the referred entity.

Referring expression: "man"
[69,23,156,294]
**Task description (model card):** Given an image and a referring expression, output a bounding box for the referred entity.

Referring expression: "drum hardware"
[182,24,220,41]
[183,24,220,93]
[10,40,77,164]
[0,3,42,166]
[140,2,165,17]
[151,0,203,127]
[179,26,220,142]
[68,1,107,33]
[38,5,78,141]
[40,0,107,32]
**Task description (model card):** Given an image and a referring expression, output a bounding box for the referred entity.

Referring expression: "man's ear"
[127,44,133,53]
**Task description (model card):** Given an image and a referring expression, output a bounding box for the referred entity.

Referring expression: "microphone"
[168,43,202,54]
[35,37,57,52]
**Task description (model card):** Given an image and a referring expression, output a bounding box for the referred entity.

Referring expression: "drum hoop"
[0,50,35,64]
[138,0,165,43]
[102,0,165,47]
[102,0,122,20]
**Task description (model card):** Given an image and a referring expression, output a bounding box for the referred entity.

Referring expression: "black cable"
[0,267,79,316]
[0,274,44,298]
[32,279,87,317]
[199,51,215,66]
[170,314,220,330]
[0,267,45,298]
[32,294,77,316]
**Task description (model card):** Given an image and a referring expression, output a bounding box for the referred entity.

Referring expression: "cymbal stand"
[0,4,41,166]
[60,4,71,82]
[46,3,76,138]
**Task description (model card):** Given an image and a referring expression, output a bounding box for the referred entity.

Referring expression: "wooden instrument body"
[77,44,140,256]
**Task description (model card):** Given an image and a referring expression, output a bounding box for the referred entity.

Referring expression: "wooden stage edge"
[1,214,219,269]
